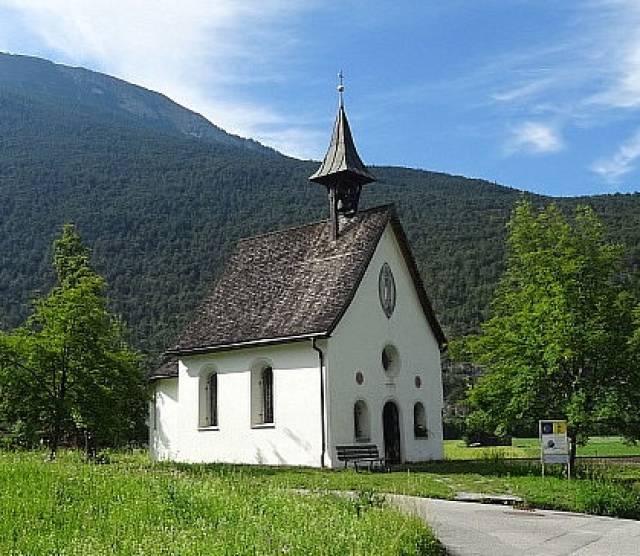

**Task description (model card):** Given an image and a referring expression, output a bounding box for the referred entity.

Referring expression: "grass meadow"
[2,439,640,555]
[0,451,445,556]
[182,458,640,520]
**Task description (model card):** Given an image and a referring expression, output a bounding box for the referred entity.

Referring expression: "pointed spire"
[310,73,375,240]
[309,73,376,187]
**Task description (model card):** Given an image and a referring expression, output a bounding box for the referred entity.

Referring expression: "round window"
[381,344,400,377]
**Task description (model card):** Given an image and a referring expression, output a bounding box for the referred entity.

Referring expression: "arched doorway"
[383,401,401,464]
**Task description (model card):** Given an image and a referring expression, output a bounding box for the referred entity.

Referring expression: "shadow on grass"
[172,458,635,481]
[166,454,640,496]
[401,459,543,478]
[172,461,323,479]
[150,455,640,520]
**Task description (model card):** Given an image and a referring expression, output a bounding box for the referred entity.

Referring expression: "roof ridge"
[236,204,395,243]
[236,218,325,243]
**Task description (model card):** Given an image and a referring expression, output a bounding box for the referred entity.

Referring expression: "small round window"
[381,344,400,377]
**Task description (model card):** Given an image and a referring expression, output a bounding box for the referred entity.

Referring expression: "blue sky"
[1,1,640,196]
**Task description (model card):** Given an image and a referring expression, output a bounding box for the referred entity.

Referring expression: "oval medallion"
[378,263,396,318]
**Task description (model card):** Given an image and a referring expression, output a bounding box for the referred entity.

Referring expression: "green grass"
[0,451,445,556]
[444,436,640,460]
[4,448,640,555]
[192,459,640,520]
[172,455,640,520]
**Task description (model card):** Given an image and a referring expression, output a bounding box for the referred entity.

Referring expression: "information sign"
[539,419,569,465]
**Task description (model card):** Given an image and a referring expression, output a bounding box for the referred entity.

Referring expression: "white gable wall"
[149,342,323,466]
[325,223,444,465]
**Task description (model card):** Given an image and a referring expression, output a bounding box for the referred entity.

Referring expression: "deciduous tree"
[0,224,146,459]
[463,201,639,467]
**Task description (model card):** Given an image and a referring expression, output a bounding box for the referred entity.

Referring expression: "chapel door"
[383,401,401,464]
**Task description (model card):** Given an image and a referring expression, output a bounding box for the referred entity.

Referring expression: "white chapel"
[149,87,447,468]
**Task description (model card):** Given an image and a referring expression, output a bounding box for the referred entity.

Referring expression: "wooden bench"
[336,444,385,471]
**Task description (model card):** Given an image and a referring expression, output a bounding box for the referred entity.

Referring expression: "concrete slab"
[454,491,523,505]
[386,494,640,556]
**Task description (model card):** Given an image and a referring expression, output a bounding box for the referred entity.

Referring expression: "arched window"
[251,362,274,426]
[208,373,218,427]
[199,368,218,428]
[151,390,158,431]
[354,400,370,442]
[262,367,274,424]
[414,402,427,438]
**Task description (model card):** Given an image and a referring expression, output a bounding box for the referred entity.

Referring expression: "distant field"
[444,436,640,460]
[0,451,444,556]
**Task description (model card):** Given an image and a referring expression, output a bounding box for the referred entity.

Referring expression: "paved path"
[386,494,640,556]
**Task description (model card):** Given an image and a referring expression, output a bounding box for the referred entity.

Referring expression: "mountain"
[0,53,274,154]
[1,53,639,356]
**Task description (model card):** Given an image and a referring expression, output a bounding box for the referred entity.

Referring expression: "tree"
[462,201,639,467]
[0,224,146,459]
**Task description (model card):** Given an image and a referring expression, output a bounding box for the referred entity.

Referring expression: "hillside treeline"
[1,86,640,359]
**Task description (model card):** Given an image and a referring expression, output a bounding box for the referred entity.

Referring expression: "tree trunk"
[50,353,68,461]
[49,396,64,461]
[84,430,90,461]
[48,433,58,461]
[49,411,61,461]
[84,430,97,461]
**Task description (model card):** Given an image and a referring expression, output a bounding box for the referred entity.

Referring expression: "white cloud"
[505,122,564,155]
[491,78,554,103]
[584,1,640,109]
[591,129,640,182]
[255,128,327,161]
[589,42,640,109]
[431,1,640,170]
[0,0,319,153]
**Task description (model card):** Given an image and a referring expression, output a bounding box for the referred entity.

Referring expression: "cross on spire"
[338,70,344,107]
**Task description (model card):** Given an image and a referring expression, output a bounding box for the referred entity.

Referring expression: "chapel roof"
[151,355,178,380]
[150,204,445,379]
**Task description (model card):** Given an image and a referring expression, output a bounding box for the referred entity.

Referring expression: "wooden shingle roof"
[151,205,445,379]
[151,355,178,380]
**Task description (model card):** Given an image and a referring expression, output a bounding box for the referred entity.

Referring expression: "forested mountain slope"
[1,54,639,356]
[0,53,273,153]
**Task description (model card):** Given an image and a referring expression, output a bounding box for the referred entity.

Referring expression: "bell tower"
[309,72,376,240]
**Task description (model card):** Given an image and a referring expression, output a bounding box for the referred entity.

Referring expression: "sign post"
[539,420,570,478]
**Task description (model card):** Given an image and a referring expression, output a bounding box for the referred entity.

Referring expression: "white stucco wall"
[149,342,323,466]
[324,223,444,465]
[149,377,180,461]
